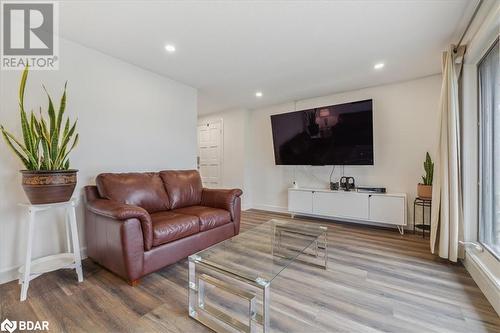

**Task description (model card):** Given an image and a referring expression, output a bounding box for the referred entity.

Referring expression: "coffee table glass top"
[189,219,327,285]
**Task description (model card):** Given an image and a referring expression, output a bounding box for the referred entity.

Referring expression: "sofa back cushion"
[160,170,202,209]
[96,172,170,213]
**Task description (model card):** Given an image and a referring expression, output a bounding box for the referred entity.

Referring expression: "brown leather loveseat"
[83,170,242,285]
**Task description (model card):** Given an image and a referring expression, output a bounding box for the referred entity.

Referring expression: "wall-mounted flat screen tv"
[270,99,373,165]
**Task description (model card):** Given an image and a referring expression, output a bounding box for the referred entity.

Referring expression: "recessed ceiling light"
[374,63,385,70]
[255,91,263,98]
[165,44,176,53]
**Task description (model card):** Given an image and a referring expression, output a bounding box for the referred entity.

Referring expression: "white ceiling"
[59,1,472,114]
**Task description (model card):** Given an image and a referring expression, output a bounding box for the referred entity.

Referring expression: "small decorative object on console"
[340,176,355,191]
[330,182,339,190]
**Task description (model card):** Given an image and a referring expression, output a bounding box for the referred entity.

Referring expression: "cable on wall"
[329,165,336,183]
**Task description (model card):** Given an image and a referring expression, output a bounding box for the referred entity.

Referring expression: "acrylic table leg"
[20,208,35,301]
[68,205,83,282]
[262,283,270,333]
[188,258,197,317]
[249,296,257,333]
[198,276,205,309]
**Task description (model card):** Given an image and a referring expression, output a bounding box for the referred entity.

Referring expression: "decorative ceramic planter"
[417,183,432,199]
[21,170,78,204]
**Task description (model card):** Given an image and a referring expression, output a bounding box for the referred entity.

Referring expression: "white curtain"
[430,45,465,262]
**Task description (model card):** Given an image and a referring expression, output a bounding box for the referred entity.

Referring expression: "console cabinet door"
[369,195,405,225]
[313,192,369,220]
[288,190,313,214]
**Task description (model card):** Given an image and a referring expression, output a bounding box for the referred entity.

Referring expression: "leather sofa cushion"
[173,206,231,232]
[96,172,170,213]
[160,170,202,209]
[150,211,200,247]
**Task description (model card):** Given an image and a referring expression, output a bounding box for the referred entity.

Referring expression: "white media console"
[288,188,407,234]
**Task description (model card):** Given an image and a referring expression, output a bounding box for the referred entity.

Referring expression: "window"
[479,38,500,259]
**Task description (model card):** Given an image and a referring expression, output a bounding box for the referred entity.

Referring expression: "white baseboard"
[462,251,500,315]
[81,246,87,260]
[0,264,21,285]
[250,204,289,214]
[0,247,87,285]
[242,203,253,211]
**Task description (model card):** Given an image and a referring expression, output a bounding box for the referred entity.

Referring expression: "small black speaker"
[340,176,355,191]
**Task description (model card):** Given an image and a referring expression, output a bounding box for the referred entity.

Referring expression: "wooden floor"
[1,210,499,333]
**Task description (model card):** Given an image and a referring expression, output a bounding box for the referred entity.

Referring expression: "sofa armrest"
[201,188,242,216]
[201,188,243,234]
[87,199,153,251]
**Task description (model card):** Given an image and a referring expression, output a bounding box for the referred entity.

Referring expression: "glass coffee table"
[188,219,328,333]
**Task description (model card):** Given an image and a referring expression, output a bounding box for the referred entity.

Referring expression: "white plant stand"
[18,198,83,301]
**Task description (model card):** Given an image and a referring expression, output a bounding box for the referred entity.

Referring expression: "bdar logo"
[0,319,17,333]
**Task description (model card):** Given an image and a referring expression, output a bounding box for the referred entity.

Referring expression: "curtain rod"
[454,0,484,53]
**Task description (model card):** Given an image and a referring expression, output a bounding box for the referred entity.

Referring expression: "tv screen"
[270,99,373,165]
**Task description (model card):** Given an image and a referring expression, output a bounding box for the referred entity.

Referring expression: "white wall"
[198,109,252,209]
[0,38,197,283]
[203,75,442,227]
[249,75,442,220]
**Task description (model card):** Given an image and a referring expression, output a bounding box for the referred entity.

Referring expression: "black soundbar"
[356,186,386,193]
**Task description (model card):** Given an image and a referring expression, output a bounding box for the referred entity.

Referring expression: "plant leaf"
[54,119,76,166]
[41,138,50,169]
[1,126,31,169]
[39,114,52,169]
[62,118,69,138]
[59,133,78,166]
[19,102,33,155]
[19,66,28,110]
[1,127,37,168]
[43,85,58,162]
[56,82,67,135]
[52,82,67,167]
[29,111,40,168]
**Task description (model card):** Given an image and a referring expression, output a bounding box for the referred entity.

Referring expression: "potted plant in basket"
[417,152,433,199]
[1,66,79,204]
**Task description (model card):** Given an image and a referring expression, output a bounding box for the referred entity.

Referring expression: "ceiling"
[59,1,472,114]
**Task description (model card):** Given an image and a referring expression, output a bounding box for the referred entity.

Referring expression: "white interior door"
[198,120,222,188]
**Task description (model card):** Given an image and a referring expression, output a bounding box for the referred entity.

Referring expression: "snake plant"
[421,152,434,186]
[1,66,79,170]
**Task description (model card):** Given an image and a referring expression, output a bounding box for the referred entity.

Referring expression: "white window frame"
[461,2,500,315]
[478,37,500,260]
